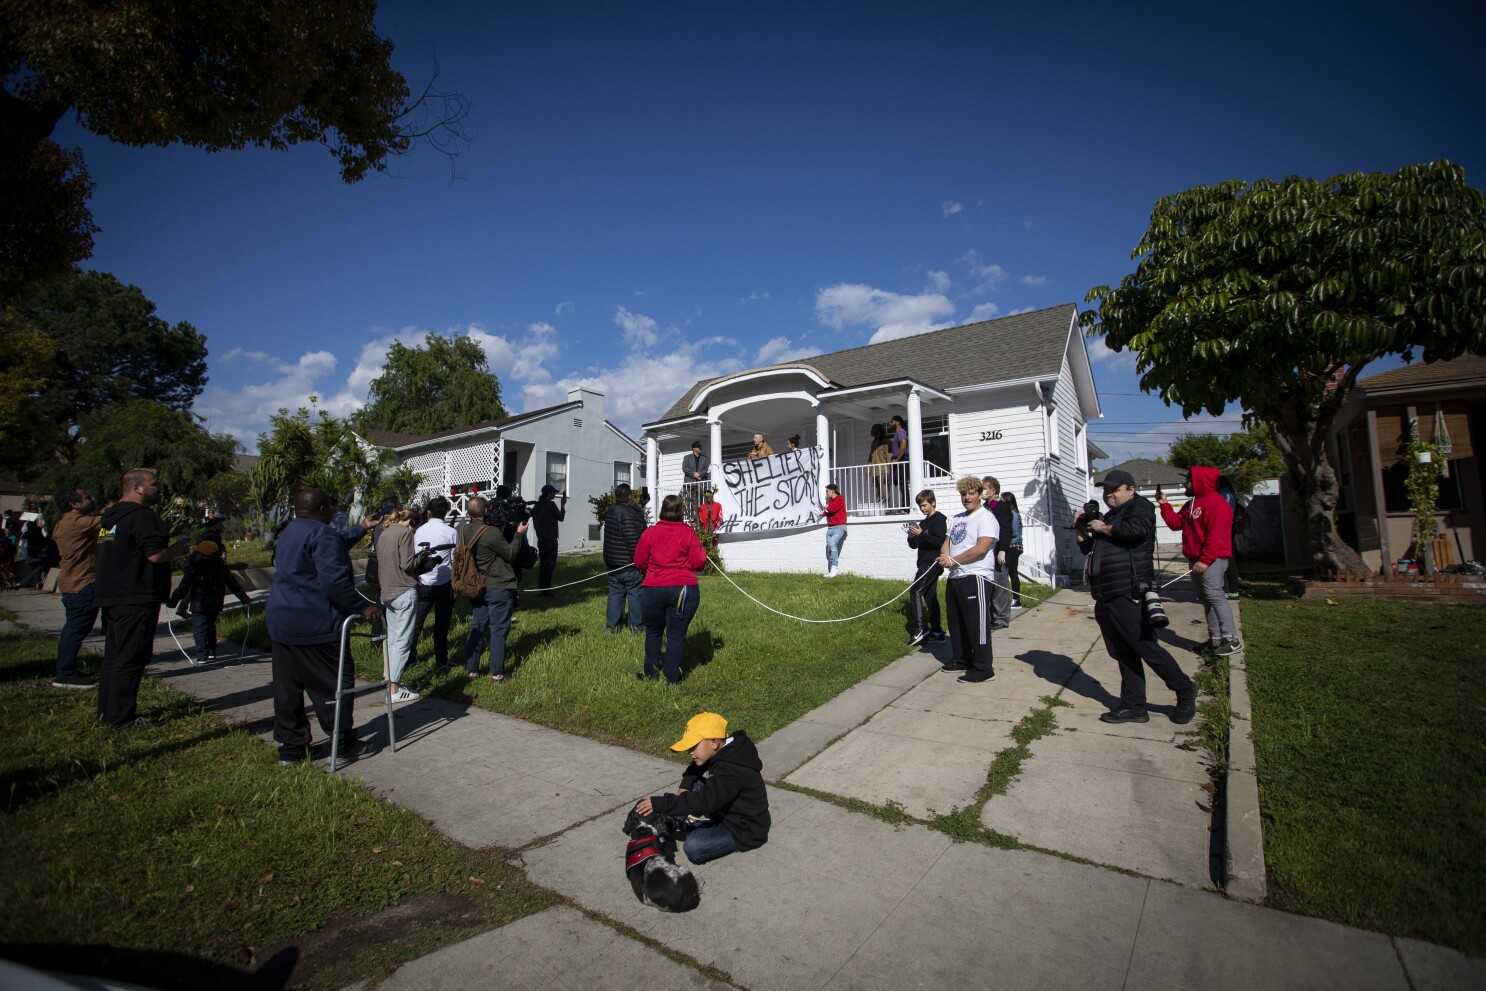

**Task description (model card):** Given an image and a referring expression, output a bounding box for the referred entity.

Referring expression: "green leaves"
[353,332,506,437]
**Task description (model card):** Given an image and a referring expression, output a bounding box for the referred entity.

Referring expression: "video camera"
[1070,499,1104,534]
[411,540,456,577]
[483,492,530,532]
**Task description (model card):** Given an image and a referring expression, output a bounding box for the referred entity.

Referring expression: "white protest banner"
[713,446,825,533]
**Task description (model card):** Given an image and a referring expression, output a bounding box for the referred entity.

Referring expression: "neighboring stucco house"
[1326,355,1486,571]
[364,388,644,553]
[641,304,1102,583]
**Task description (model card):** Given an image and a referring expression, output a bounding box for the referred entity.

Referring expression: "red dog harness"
[625,835,664,872]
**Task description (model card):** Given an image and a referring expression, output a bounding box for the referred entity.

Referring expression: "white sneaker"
[390,687,421,703]
[826,568,838,578]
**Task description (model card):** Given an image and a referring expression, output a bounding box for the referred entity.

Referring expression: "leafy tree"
[0,309,53,467]
[13,268,207,467]
[1167,426,1284,495]
[1,0,468,301]
[1084,161,1486,574]
[255,404,419,527]
[36,400,238,510]
[353,333,506,436]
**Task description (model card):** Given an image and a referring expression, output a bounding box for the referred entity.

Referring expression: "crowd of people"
[15,435,1241,763]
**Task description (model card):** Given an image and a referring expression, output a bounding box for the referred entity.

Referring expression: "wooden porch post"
[906,388,924,501]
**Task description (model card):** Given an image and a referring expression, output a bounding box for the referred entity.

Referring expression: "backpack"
[450,525,491,598]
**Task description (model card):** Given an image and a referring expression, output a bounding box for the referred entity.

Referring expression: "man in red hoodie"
[1158,465,1240,656]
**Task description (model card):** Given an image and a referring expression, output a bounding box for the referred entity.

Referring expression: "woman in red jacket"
[634,494,708,683]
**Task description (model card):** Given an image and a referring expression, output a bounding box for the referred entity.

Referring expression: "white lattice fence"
[447,440,501,517]
[406,451,448,503]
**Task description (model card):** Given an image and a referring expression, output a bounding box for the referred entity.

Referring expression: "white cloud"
[736,291,771,304]
[755,336,823,366]
[814,283,956,344]
[195,348,343,449]
[942,200,964,217]
[1005,306,1037,316]
[925,270,951,294]
[520,341,746,436]
[614,306,659,349]
[960,249,1009,288]
[967,302,1000,322]
[554,300,574,316]
[1088,333,1139,377]
[1020,274,1048,287]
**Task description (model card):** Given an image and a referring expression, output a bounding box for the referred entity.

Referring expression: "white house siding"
[719,516,919,581]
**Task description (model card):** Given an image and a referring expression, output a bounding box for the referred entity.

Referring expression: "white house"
[364,388,644,552]
[641,304,1103,583]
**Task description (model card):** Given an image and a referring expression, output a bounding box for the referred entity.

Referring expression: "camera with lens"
[1073,499,1104,534]
[1137,578,1169,628]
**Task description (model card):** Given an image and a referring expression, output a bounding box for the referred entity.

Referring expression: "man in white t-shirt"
[936,476,1000,683]
[411,496,459,668]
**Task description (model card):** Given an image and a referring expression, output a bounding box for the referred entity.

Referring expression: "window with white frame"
[1075,420,1087,470]
[545,451,569,492]
[614,461,631,488]
[1046,405,1061,460]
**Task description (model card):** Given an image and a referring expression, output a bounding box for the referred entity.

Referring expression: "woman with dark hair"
[633,494,708,684]
[786,434,801,452]
[1001,492,1024,608]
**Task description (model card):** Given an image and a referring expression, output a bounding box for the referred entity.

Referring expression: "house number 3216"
[979,430,1003,441]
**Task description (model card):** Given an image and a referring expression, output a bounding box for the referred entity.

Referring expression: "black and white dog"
[621,805,701,912]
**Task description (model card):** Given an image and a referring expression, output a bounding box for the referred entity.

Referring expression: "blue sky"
[57,0,1485,462]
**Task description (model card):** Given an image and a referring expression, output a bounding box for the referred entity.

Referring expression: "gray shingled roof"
[653,303,1078,424]
[1358,354,1486,392]
[361,400,579,451]
[1095,458,1188,488]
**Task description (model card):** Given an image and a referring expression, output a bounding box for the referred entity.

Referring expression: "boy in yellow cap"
[635,711,771,864]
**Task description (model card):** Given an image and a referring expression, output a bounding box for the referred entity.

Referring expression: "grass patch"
[223,556,1052,758]
[1242,597,1486,954]
[0,627,552,990]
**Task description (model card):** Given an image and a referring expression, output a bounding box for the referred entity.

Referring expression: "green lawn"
[1241,596,1486,954]
[222,555,1053,757]
[0,628,552,990]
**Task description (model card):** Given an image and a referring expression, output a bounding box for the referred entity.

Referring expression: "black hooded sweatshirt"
[650,730,771,851]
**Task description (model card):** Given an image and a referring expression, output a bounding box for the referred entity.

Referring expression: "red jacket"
[1159,465,1233,565]
[634,520,707,587]
[698,502,723,532]
[824,494,846,526]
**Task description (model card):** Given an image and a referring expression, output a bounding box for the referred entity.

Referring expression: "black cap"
[1101,469,1137,490]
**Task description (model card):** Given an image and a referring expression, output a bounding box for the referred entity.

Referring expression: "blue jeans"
[640,584,700,683]
[56,585,99,680]
[681,823,738,865]
[1194,558,1237,641]
[606,567,643,632]
[382,587,418,682]
[825,525,846,570]
[466,588,516,676]
[190,608,218,663]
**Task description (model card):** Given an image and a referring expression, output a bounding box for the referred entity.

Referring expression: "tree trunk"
[1270,407,1367,577]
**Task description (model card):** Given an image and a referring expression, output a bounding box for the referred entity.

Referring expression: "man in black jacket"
[603,483,647,634]
[982,475,1016,629]
[1074,470,1196,725]
[636,711,771,865]
[905,489,947,646]
[530,484,566,596]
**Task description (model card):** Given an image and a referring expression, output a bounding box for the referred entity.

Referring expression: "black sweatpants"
[272,640,355,760]
[910,564,943,635]
[945,574,994,675]
[411,582,453,666]
[1094,594,1194,710]
[98,603,161,726]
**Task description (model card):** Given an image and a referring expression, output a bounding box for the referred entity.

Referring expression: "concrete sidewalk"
[5,586,1483,991]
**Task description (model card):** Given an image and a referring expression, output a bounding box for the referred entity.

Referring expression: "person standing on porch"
[822,483,847,577]
[889,414,910,511]
[748,433,773,459]
[937,476,998,683]
[682,441,710,483]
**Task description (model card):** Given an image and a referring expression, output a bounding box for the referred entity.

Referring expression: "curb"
[1224,653,1267,902]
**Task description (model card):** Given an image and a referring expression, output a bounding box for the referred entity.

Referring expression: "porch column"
[816,409,830,500]
[646,435,660,499]
[708,418,723,487]
[907,388,925,502]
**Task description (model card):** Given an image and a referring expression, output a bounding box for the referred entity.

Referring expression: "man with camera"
[1074,469,1196,725]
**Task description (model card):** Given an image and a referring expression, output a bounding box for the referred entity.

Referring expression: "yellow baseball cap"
[193,539,220,557]
[670,712,728,751]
